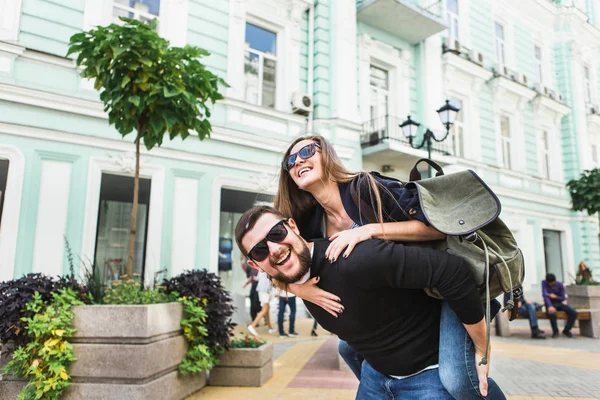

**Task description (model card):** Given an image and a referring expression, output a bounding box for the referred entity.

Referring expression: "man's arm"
[541,281,552,308]
[555,282,566,302]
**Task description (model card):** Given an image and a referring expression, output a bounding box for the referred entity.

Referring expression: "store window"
[94,173,151,284]
[0,160,8,231]
[244,23,277,108]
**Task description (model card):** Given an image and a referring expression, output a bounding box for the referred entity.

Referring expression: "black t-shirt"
[304,238,483,377]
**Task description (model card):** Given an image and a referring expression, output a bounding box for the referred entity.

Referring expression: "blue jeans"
[547,301,578,334]
[518,302,539,330]
[277,296,296,335]
[356,361,454,400]
[339,300,506,400]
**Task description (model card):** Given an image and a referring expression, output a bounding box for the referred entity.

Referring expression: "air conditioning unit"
[493,63,508,76]
[588,105,599,114]
[511,71,527,85]
[547,89,558,100]
[468,50,484,65]
[443,37,461,54]
[291,92,313,116]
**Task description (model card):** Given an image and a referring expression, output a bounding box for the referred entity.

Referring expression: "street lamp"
[400,100,460,176]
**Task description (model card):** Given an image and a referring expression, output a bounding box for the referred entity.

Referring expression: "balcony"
[361,115,455,172]
[357,0,447,44]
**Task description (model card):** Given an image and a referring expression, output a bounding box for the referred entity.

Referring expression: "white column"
[0,0,22,42]
[83,0,113,30]
[226,0,247,100]
[159,0,190,47]
[170,177,199,277]
[571,52,592,169]
[330,0,358,122]
[422,34,445,134]
[32,160,73,276]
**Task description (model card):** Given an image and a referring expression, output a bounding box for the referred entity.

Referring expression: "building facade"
[0,0,598,306]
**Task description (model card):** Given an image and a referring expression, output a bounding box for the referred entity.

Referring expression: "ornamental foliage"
[567,168,600,216]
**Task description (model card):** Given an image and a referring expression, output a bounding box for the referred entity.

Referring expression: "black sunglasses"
[282,143,321,172]
[248,219,289,262]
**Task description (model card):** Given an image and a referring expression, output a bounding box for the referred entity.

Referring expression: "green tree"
[67,18,225,278]
[567,168,600,216]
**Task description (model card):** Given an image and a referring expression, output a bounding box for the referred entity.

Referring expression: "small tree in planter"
[67,18,226,278]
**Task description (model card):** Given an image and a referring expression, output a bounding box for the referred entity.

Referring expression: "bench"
[515,310,591,321]
[496,308,599,338]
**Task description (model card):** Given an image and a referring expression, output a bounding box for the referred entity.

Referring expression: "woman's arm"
[287,277,344,317]
[325,220,445,262]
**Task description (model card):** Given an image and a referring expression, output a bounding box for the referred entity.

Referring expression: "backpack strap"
[409,158,445,181]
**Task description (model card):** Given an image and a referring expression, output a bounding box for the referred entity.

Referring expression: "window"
[244,23,277,108]
[0,159,8,230]
[113,0,160,24]
[500,116,511,169]
[94,173,151,285]
[368,65,390,141]
[495,23,505,65]
[534,45,543,84]
[584,65,593,104]
[543,230,564,282]
[540,130,550,179]
[592,144,598,165]
[446,0,459,39]
[449,98,464,157]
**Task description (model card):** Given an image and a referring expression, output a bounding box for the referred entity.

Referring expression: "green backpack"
[351,159,525,365]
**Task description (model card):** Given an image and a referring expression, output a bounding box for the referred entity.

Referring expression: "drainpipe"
[307,1,315,133]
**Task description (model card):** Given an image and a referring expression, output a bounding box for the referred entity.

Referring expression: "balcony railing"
[361,115,454,156]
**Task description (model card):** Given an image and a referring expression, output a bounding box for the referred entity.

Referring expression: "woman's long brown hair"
[274,135,389,233]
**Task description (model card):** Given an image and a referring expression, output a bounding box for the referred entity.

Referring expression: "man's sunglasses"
[282,142,321,172]
[248,219,289,262]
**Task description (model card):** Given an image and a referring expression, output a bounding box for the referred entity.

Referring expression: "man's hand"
[548,293,557,299]
[475,347,490,397]
[548,306,557,313]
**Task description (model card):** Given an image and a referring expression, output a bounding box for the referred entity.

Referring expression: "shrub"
[178,296,215,374]
[229,333,266,349]
[103,277,172,305]
[162,270,235,355]
[0,274,85,346]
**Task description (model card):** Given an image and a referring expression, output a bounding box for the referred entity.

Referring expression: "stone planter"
[566,285,600,338]
[0,302,206,400]
[208,343,273,387]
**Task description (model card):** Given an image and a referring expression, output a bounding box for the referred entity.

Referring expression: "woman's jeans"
[356,361,454,400]
[339,300,506,399]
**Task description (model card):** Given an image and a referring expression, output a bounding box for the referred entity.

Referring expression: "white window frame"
[112,1,161,25]
[538,130,551,179]
[448,97,466,158]
[584,64,593,104]
[495,22,505,66]
[499,115,512,169]
[0,145,25,282]
[243,22,279,109]
[534,44,543,85]
[446,0,459,40]
[590,132,600,167]
[0,0,22,42]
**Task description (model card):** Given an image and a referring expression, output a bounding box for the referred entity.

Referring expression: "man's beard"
[271,243,311,284]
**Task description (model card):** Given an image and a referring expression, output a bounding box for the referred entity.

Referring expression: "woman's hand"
[325,225,374,262]
[288,277,344,317]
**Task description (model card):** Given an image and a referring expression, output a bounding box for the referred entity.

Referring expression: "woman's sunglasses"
[248,219,289,262]
[282,143,321,172]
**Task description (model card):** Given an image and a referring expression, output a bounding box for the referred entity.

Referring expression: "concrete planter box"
[566,285,600,338]
[0,303,206,400]
[208,343,273,387]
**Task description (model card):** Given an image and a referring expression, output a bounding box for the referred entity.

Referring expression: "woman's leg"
[438,301,507,400]
[277,297,286,335]
[338,339,364,380]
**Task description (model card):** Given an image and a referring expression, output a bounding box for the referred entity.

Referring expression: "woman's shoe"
[311,329,318,337]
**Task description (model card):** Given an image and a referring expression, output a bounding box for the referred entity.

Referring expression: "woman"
[246,270,276,337]
[274,135,505,399]
[576,261,594,284]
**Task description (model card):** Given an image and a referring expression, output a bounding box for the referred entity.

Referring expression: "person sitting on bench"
[504,292,545,339]
[542,273,578,338]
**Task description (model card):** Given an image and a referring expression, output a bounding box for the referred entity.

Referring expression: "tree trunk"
[126,128,142,279]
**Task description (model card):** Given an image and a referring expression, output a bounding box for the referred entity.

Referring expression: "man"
[235,206,503,399]
[504,292,545,339]
[542,273,578,338]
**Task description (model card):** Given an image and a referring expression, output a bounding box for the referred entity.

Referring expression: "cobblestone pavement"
[189,319,600,399]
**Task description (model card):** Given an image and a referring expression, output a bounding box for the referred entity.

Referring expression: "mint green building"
[0,0,598,307]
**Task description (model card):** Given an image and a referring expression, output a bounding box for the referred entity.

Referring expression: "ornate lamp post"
[399,100,460,177]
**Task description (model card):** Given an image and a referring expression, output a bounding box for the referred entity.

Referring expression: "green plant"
[229,333,266,349]
[67,18,226,278]
[162,270,235,356]
[102,277,171,305]
[567,168,600,216]
[178,296,217,374]
[0,274,85,347]
[2,289,83,400]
